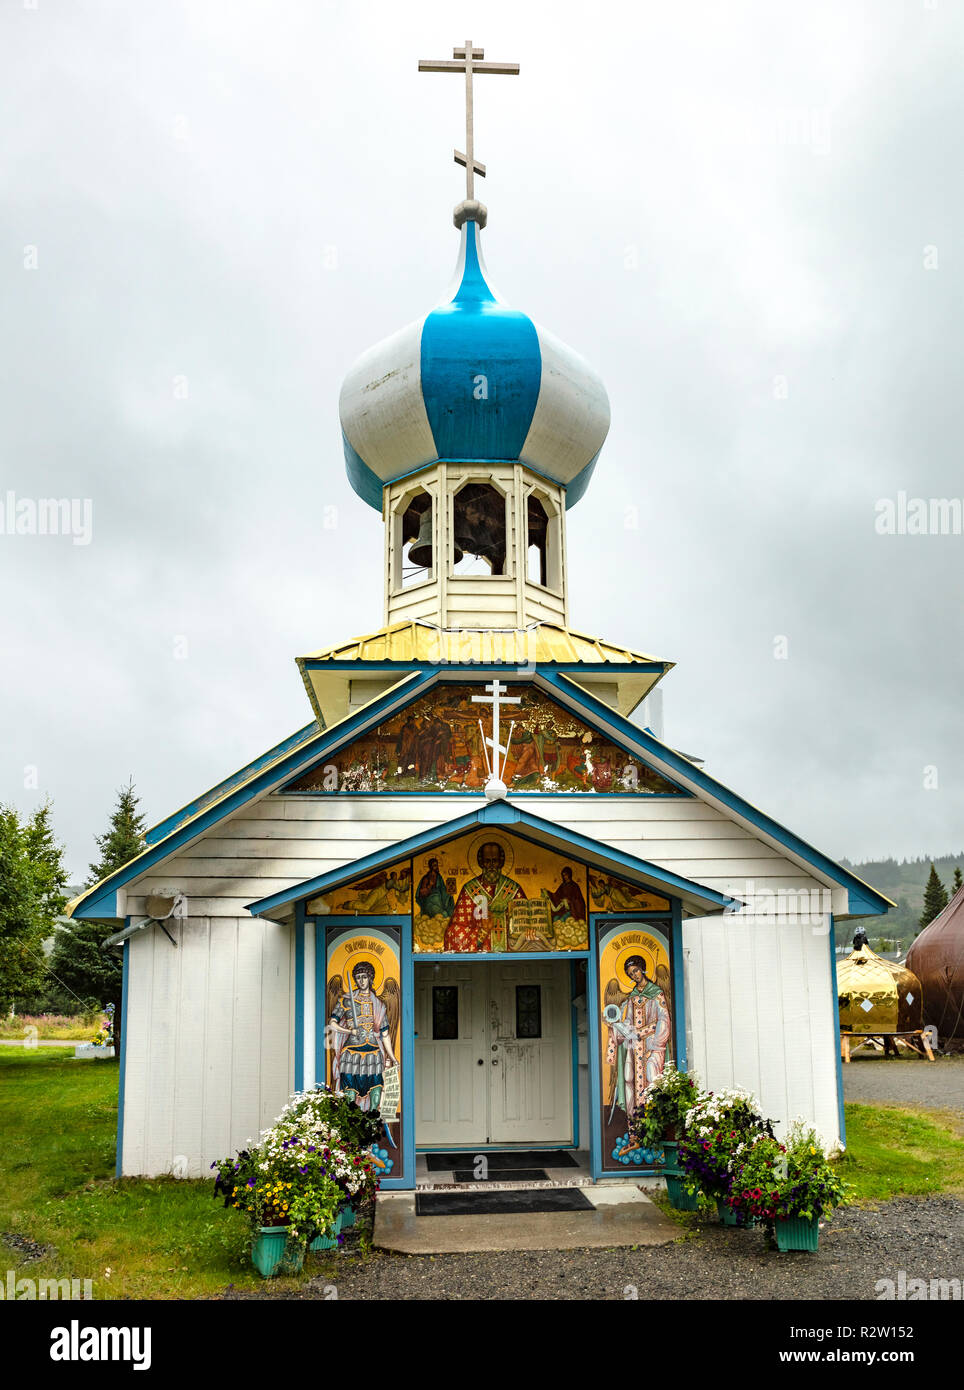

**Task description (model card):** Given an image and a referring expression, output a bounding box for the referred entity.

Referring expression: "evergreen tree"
[919,863,948,931]
[87,780,146,885]
[953,867,963,898]
[0,802,69,1011]
[48,782,147,1048]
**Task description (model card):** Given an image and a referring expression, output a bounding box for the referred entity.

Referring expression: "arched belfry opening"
[452,482,507,576]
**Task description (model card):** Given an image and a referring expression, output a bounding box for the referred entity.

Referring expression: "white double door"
[414,960,573,1147]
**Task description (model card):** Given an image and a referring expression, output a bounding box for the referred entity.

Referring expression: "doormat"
[425,1150,579,1172]
[451,1168,549,1184]
[416,1187,594,1217]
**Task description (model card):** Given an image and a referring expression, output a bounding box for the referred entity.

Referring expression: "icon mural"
[412,830,590,952]
[597,920,674,1171]
[307,867,411,916]
[325,926,403,1177]
[285,684,684,795]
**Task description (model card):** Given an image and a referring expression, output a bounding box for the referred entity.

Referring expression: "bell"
[408,512,462,569]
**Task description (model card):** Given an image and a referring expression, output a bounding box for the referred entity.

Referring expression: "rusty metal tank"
[837,931,923,1035]
[907,887,964,1041]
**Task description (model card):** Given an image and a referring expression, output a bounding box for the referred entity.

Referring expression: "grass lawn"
[2,1050,962,1300]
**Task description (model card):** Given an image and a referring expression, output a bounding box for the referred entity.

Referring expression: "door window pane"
[515,984,542,1039]
[432,985,459,1040]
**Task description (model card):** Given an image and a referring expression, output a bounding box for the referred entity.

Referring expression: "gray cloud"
[1,0,961,877]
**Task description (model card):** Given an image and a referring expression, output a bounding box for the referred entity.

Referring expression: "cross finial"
[471,679,522,801]
[418,40,520,228]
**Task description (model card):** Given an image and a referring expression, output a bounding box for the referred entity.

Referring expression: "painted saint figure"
[415,857,455,918]
[603,956,671,1131]
[548,865,587,923]
[443,840,527,952]
[327,960,400,1112]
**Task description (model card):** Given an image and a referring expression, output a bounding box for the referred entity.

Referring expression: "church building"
[69,42,891,1191]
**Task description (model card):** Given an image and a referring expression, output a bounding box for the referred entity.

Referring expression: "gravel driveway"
[843,1054,964,1114]
[224,1195,964,1301]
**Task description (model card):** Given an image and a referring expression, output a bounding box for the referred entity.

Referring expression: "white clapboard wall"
[118,793,843,1175]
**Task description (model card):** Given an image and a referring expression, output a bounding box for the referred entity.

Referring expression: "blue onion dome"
[339,219,610,509]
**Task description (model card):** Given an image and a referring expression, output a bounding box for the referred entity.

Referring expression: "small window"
[515,984,542,1039]
[432,986,459,1040]
[527,496,549,586]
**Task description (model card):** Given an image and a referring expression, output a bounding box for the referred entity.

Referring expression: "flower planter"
[252,1226,306,1278]
[339,1205,356,1230]
[665,1174,699,1211]
[716,1199,757,1229]
[309,1208,346,1251]
[774,1215,820,1253]
[74,1043,115,1059]
[660,1140,680,1174]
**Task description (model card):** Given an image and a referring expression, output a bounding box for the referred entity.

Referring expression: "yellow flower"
[809,1146,816,1155]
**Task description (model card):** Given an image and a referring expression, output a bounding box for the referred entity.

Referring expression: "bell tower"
[337,43,610,637]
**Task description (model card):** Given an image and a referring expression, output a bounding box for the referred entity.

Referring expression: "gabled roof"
[245,801,738,920]
[66,661,892,922]
[297,620,671,723]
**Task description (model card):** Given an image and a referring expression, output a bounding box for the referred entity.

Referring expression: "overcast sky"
[2,0,962,881]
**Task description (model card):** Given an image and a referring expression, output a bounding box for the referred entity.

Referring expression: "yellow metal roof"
[298,621,666,667]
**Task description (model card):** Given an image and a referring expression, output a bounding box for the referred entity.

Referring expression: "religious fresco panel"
[596,919,675,1173]
[413,829,590,953]
[324,925,403,1180]
[285,684,684,795]
[588,873,669,913]
[307,864,411,916]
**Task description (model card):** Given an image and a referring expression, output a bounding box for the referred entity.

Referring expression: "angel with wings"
[603,956,671,1130]
[326,960,400,1115]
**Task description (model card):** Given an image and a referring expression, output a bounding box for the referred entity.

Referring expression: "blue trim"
[114,931,130,1179]
[145,722,319,847]
[294,906,305,1093]
[414,950,587,964]
[246,801,734,916]
[829,914,847,1148]
[570,960,580,1150]
[313,920,325,1089]
[71,669,438,919]
[539,671,893,916]
[396,909,416,1190]
[307,915,410,927]
[586,925,602,1180]
[416,1142,579,1153]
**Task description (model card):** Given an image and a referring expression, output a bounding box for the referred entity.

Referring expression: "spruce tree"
[919,863,948,931]
[87,780,146,885]
[48,782,147,1046]
[953,867,963,898]
[0,802,69,1011]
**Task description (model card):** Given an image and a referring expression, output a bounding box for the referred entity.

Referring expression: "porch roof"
[244,801,740,922]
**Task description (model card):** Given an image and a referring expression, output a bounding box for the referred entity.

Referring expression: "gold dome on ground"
[837,932,924,1035]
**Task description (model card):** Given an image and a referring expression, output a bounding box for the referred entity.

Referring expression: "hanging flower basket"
[251,1226,306,1278]
[774,1215,820,1253]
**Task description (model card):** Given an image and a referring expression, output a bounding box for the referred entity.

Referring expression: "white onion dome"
[339,218,610,509]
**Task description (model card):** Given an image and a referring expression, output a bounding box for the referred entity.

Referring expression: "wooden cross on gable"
[418,41,520,201]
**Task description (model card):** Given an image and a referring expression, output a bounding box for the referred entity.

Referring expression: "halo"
[466,830,514,877]
[327,939,388,996]
[613,945,653,990]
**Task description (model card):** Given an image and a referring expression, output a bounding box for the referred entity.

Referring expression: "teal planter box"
[775,1216,820,1252]
[660,1141,680,1175]
[309,1208,346,1251]
[717,1200,757,1229]
[340,1205,356,1230]
[665,1174,698,1211]
[252,1226,306,1278]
